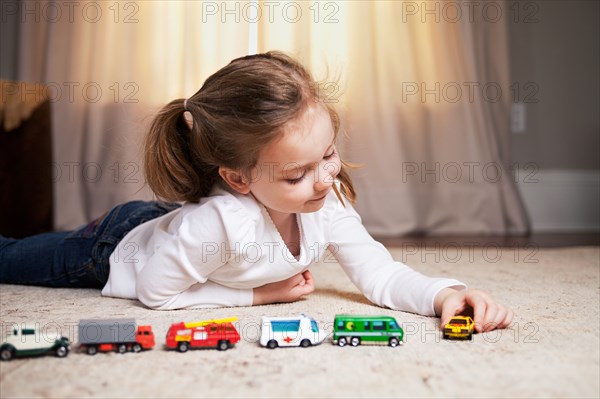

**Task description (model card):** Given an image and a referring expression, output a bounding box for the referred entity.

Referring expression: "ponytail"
[144,99,219,202]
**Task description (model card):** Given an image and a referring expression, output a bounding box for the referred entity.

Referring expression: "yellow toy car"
[443,316,475,340]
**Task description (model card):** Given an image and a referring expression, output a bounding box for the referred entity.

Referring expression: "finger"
[486,306,507,332]
[481,304,499,332]
[282,274,304,291]
[497,307,514,329]
[439,294,461,328]
[302,270,315,288]
[465,293,488,332]
[440,305,457,328]
[293,278,314,297]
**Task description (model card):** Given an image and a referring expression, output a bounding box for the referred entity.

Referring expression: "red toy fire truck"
[165,317,241,352]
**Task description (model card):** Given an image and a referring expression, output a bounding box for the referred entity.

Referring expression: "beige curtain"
[15,0,528,235]
[17,1,250,229]
[259,0,529,235]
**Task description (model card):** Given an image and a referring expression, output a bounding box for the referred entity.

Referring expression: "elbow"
[136,279,176,310]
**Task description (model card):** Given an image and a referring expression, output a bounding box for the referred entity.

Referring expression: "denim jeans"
[0,201,180,288]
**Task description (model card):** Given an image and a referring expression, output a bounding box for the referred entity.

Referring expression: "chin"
[301,202,326,213]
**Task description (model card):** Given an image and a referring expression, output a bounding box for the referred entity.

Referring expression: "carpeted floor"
[1,246,598,398]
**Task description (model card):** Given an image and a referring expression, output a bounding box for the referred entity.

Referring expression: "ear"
[218,167,251,194]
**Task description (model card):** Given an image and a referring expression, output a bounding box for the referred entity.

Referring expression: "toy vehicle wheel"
[389,337,400,347]
[350,337,360,347]
[300,339,311,348]
[0,347,14,361]
[132,343,142,353]
[337,337,348,347]
[266,340,278,349]
[177,342,190,353]
[217,340,229,351]
[117,344,127,354]
[468,333,473,341]
[55,345,69,358]
[87,346,98,355]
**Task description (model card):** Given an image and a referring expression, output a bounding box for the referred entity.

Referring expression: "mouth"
[310,190,330,202]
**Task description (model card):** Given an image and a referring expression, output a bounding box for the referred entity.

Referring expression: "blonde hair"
[144,51,355,203]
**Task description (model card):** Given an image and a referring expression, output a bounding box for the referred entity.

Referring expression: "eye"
[324,148,337,160]
[286,173,306,185]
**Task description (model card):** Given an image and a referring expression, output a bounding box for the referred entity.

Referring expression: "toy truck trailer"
[78,318,155,355]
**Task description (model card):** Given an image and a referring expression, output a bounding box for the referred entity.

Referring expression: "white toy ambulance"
[260,315,326,349]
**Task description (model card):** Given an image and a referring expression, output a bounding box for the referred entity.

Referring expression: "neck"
[266,208,300,257]
[266,208,295,232]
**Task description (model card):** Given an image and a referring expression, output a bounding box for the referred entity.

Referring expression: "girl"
[0,52,512,333]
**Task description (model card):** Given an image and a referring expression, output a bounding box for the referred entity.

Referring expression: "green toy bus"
[333,315,404,347]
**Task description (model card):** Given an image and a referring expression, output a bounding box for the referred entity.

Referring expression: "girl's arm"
[134,199,255,310]
[137,278,252,310]
[328,199,512,330]
[328,200,465,316]
[252,270,315,305]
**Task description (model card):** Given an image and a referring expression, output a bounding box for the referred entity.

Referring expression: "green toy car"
[333,315,404,347]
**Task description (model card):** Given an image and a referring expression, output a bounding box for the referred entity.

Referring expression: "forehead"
[259,105,334,168]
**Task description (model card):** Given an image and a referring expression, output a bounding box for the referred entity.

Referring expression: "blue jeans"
[0,201,180,288]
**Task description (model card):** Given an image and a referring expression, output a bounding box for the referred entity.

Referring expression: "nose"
[314,160,339,191]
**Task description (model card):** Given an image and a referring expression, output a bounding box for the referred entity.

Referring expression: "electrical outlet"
[511,103,526,134]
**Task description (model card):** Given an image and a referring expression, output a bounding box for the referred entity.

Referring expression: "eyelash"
[286,175,306,185]
[286,149,337,185]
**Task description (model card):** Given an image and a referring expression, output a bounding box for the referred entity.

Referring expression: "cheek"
[327,161,341,180]
[320,156,341,178]
[279,182,312,203]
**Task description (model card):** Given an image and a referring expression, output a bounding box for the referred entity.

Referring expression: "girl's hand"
[434,288,513,333]
[252,270,315,306]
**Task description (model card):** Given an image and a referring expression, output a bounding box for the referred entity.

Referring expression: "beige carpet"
[1,246,598,398]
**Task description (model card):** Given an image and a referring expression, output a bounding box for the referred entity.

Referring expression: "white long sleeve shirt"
[101,186,465,314]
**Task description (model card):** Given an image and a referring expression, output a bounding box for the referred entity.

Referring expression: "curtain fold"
[258,0,529,235]
[14,0,529,235]
[16,1,250,229]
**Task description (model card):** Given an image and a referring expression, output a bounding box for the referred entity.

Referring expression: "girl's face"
[248,104,341,217]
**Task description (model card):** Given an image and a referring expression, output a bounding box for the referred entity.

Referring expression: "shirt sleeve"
[328,200,466,316]
[135,199,254,310]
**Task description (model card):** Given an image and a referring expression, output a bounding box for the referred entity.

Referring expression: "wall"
[0,2,19,80]
[508,0,599,232]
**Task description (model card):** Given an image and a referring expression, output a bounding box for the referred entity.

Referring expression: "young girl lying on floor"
[0,51,512,332]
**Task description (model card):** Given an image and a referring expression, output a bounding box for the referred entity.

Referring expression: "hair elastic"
[183,98,188,111]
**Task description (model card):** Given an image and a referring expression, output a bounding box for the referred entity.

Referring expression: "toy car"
[78,318,155,355]
[443,316,475,340]
[0,324,70,361]
[260,315,326,349]
[333,315,404,347]
[165,317,240,352]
